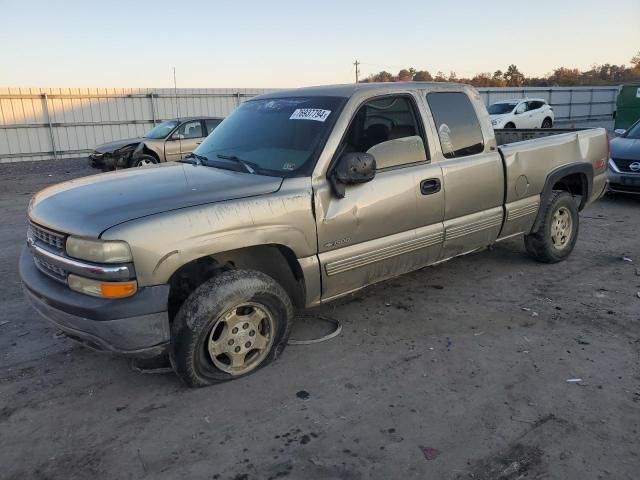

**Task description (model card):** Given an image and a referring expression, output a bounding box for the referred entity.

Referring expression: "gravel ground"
[0,158,639,480]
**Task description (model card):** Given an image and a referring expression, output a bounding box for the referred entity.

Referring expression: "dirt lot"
[1,159,639,480]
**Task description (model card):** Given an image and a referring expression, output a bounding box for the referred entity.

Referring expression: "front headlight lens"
[66,237,133,264]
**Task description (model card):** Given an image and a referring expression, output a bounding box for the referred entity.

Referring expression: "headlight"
[491,119,498,126]
[66,237,133,263]
[114,145,136,157]
[68,274,137,298]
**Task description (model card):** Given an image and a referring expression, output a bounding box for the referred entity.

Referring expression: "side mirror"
[614,128,626,136]
[329,152,376,198]
[171,133,185,141]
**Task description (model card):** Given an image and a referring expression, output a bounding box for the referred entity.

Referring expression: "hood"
[94,137,145,153]
[610,136,640,161]
[489,114,509,122]
[29,163,283,237]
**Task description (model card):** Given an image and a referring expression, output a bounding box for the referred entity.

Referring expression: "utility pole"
[353,59,360,83]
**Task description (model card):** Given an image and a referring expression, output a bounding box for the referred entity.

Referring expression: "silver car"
[88,117,223,170]
[609,119,640,194]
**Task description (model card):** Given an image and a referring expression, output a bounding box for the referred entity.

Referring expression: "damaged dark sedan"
[88,116,223,170]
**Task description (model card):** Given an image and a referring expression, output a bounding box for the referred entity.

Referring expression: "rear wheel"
[541,117,553,128]
[524,191,579,263]
[170,269,293,387]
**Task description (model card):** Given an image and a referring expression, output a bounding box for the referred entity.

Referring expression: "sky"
[0,0,638,88]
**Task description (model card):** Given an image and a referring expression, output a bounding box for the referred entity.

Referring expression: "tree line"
[360,52,640,87]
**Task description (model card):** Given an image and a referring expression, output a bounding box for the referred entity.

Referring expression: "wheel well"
[543,116,552,123]
[552,172,586,201]
[167,245,305,321]
[142,147,159,161]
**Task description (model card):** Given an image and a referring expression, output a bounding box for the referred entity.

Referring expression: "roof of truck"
[256,82,472,99]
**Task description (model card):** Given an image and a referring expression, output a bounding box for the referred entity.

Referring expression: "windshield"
[488,102,517,115]
[625,120,640,139]
[193,96,345,176]
[144,120,179,139]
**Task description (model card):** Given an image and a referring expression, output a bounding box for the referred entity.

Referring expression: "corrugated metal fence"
[0,86,618,163]
[0,88,275,163]
[478,86,618,122]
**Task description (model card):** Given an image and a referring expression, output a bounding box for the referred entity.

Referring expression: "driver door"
[315,94,444,301]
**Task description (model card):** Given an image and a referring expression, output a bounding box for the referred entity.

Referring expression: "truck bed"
[495,127,609,209]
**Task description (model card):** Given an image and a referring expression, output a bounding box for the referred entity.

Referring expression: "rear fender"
[530,162,593,232]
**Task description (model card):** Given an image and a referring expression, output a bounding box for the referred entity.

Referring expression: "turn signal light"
[100,281,138,299]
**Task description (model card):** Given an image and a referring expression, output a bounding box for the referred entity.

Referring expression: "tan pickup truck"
[20,82,609,387]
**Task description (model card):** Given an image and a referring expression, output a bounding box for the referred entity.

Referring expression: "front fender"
[100,178,317,287]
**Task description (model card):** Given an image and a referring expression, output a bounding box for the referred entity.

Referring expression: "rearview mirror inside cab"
[329,152,376,198]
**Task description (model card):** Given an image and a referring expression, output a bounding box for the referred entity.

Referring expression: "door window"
[205,119,222,135]
[426,92,484,158]
[175,120,204,139]
[339,95,427,169]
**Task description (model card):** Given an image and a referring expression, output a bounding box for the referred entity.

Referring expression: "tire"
[170,269,293,387]
[130,154,158,168]
[524,191,579,263]
[504,122,516,129]
[541,117,553,128]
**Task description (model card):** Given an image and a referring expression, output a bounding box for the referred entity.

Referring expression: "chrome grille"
[28,222,65,251]
[33,255,67,282]
[612,158,640,174]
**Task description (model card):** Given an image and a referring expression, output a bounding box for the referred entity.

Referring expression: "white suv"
[488,99,554,129]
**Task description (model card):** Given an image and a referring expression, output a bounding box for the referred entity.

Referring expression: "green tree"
[503,64,525,86]
[397,69,414,81]
[413,70,433,81]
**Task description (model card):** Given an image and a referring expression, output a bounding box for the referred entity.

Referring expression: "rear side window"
[427,92,484,159]
[528,101,544,110]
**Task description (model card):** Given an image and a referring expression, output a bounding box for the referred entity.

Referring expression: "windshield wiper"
[182,153,209,165]
[216,154,256,174]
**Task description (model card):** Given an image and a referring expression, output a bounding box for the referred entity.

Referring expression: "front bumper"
[88,153,129,170]
[608,170,640,194]
[20,246,171,357]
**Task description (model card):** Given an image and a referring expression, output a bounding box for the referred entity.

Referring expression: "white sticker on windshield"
[290,109,331,122]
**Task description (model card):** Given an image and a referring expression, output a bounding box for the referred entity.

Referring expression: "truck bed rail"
[495,128,588,146]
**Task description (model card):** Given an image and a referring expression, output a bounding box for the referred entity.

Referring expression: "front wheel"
[524,191,579,263]
[170,269,293,387]
[130,154,158,168]
[504,122,516,129]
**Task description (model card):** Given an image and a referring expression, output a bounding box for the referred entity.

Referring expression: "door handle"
[420,178,441,195]
[196,141,202,145]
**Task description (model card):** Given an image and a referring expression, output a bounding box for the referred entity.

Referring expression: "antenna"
[173,66,182,156]
[173,66,180,120]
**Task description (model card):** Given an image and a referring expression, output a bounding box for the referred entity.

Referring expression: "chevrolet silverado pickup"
[20,82,609,387]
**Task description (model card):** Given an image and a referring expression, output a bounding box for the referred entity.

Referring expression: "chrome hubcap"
[551,206,572,249]
[207,302,274,375]
[137,159,153,167]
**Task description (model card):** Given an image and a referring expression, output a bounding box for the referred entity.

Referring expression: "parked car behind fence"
[89,117,223,170]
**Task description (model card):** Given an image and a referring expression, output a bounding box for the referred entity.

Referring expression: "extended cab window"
[339,95,428,169]
[427,92,484,159]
